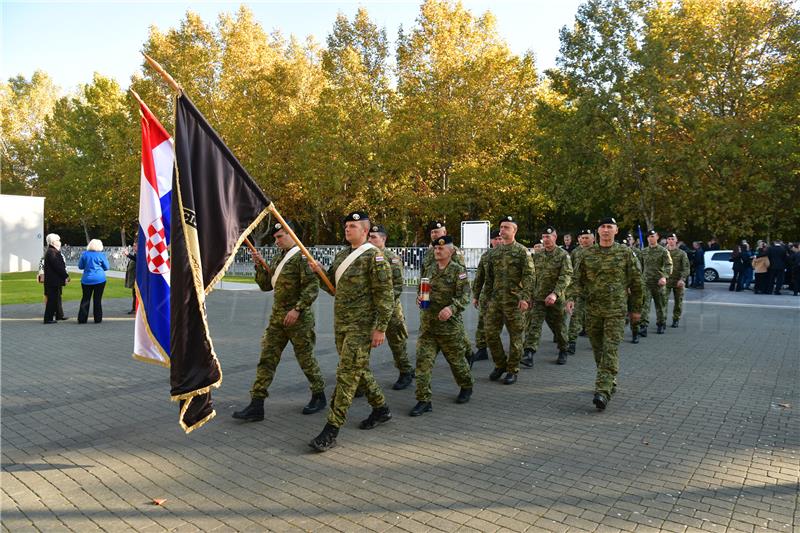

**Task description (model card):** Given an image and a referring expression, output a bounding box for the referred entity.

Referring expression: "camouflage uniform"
[472,250,491,350]
[251,248,323,399]
[422,245,472,360]
[321,245,394,428]
[415,260,474,402]
[568,243,643,399]
[667,248,690,322]
[639,245,673,328]
[525,246,572,352]
[382,248,413,374]
[567,246,589,343]
[479,242,534,373]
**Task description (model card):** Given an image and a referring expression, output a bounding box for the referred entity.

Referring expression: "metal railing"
[61,245,490,285]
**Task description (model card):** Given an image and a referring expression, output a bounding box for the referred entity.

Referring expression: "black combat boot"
[592,393,608,411]
[656,323,665,334]
[639,325,648,338]
[409,401,432,416]
[579,329,587,337]
[359,405,392,429]
[392,372,414,390]
[567,341,576,355]
[520,348,535,368]
[489,367,505,381]
[309,423,339,452]
[302,392,327,415]
[502,372,517,385]
[456,388,472,404]
[473,347,489,361]
[232,398,265,421]
[556,350,568,365]
[631,330,639,344]
[671,318,679,328]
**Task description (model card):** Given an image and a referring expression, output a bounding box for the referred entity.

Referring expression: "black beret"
[427,220,446,232]
[344,211,369,223]
[647,229,658,236]
[541,225,556,235]
[432,235,454,246]
[498,215,517,225]
[667,232,677,239]
[270,220,294,237]
[370,224,387,236]
[578,228,593,236]
[490,229,500,239]
[598,217,617,226]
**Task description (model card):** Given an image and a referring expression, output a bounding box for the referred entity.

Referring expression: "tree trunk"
[80,218,90,244]
[120,227,127,248]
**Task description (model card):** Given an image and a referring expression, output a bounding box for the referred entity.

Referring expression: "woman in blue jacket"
[77,239,110,323]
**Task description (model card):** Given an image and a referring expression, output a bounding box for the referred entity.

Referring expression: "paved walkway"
[1,284,798,532]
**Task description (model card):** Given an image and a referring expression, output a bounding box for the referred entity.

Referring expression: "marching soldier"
[233,220,325,422]
[308,211,394,452]
[481,216,534,385]
[522,226,572,367]
[566,228,594,354]
[639,230,673,336]
[410,236,475,416]
[471,230,503,362]
[567,217,643,410]
[368,224,414,390]
[666,233,690,328]
[421,220,473,365]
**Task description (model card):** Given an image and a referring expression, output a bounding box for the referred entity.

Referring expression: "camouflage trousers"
[667,285,684,321]
[640,283,667,327]
[524,299,568,352]
[567,296,586,343]
[485,301,526,373]
[250,313,324,400]
[474,301,489,349]
[415,331,474,402]
[327,330,386,428]
[386,302,413,373]
[585,315,624,399]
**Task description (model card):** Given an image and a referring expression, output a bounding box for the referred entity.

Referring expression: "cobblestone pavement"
[2,284,798,532]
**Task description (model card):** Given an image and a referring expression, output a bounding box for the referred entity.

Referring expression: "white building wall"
[0,195,45,273]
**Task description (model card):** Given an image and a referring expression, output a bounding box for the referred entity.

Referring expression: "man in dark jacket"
[789,243,800,296]
[767,241,788,295]
[690,241,705,288]
[43,233,70,324]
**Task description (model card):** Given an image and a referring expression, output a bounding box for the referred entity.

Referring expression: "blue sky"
[2,1,585,93]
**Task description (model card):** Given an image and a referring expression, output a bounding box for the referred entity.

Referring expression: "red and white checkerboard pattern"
[146,218,170,275]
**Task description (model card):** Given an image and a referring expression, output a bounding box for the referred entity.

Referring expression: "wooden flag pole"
[140,52,336,294]
[267,205,336,294]
[243,238,270,273]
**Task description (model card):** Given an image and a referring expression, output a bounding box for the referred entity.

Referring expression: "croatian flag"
[133,101,172,367]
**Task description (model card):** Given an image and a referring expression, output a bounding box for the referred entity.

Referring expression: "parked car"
[703,250,734,282]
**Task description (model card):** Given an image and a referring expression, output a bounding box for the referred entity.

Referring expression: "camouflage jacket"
[480,241,534,305]
[532,246,573,301]
[255,247,319,317]
[568,243,644,318]
[419,259,470,336]
[667,248,690,286]
[321,244,394,332]
[640,244,673,284]
[381,247,404,302]
[472,249,491,305]
[422,244,464,278]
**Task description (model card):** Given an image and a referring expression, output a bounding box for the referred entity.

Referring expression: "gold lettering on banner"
[183,208,197,228]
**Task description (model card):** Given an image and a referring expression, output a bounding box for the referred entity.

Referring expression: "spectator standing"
[123,242,137,314]
[562,233,576,253]
[767,241,788,295]
[790,243,800,296]
[740,242,754,290]
[752,249,770,294]
[690,241,705,288]
[77,239,110,324]
[728,245,745,292]
[42,234,70,324]
[707,237,720,251]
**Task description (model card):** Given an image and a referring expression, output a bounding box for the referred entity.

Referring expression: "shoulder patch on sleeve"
[375,255,384,262]
[391,257,400,264]
[458,272,468,279]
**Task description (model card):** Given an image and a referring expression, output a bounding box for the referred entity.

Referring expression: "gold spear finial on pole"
[141,52,182,93]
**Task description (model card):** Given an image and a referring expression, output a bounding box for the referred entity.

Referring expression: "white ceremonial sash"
[335,242,376,285]
[271,246,301,288]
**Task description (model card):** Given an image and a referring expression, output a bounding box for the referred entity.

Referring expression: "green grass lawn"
[0,271,131,305]
[220,274,256,284]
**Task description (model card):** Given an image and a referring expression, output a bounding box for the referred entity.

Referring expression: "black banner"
[170,94,271,433]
